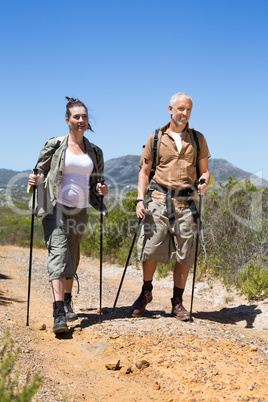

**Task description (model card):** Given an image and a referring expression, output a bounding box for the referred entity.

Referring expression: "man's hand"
[197,178,208,195]
[136,200,148,219]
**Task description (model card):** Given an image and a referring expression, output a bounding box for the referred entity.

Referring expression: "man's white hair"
[169,92,193,108]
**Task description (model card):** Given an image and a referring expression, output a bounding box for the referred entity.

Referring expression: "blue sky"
[1,0,268,180]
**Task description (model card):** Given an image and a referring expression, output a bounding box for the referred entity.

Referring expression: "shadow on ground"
[79,306,168,325]
[0,274,11,280]
[0,290,24,306]
[194,304,262,328]
[54,306,168,339]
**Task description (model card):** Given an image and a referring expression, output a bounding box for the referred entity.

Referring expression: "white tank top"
[57,147,94,208]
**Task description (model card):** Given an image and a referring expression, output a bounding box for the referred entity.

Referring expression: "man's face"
[169,96,192,129]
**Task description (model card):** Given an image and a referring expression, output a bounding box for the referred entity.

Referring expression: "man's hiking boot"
[64,296,78,322]
[171,298,190,321]
[53,307,68,333]
[130,290,153,318]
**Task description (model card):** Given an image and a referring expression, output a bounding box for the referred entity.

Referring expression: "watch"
[135,199,144,206]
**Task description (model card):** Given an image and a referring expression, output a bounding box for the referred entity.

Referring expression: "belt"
[148,181,199,225]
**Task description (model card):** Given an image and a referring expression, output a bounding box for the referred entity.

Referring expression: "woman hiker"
[28,97,108,334]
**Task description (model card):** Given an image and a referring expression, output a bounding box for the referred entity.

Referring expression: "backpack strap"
[52,139,62,154]
[34,137,63,170]
[149,181,199,225]
[150,129,160,181]
[189,128,200,179]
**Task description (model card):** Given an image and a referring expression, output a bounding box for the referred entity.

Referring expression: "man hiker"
[132,92,211,320]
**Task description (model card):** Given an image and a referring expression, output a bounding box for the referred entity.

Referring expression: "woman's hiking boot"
[64,294,78,322]
[53,307,68,333]
[130,290,153,318]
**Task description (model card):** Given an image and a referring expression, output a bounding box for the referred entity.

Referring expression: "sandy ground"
[0,245,268,402]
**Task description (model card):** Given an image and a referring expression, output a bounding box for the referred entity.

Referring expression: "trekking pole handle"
[98,178,105,186]
[32,168,38,187]
[33,168,38,176]
[198,178,206,186]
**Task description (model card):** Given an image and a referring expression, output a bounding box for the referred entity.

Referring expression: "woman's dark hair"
[65,97,93,132]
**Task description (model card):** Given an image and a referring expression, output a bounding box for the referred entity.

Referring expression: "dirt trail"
[0,245,268,402]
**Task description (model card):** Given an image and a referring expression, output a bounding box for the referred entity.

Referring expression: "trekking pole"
[189,178,206,323]
[26,168,38,326]
[99,178,105,323]
[112,217,142,317]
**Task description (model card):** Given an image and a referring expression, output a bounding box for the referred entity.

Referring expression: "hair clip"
[65,96,78,103]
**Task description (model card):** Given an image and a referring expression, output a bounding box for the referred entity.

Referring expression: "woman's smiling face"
[66,106,89,134]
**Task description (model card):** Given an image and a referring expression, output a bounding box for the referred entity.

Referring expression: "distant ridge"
[104,156,268,188]
[0,158,267,189]
[0,168,31,185]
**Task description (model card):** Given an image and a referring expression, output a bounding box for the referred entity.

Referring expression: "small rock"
[131,365,140,374]
[250,345,258,352]
[97,308,108,314]
[105,360,120,371]
[153,383,160,390]
[120,366,132,375]
[135,360,150,370]
[37,323,46,331]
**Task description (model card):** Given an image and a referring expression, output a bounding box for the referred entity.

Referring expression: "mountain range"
[0,157,267,189]
[104,156,267,188]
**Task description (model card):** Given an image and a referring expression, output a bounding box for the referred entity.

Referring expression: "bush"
[81,189,138,262]
[201,177,268,299]
[235,262,268,301]
[0,211,44,249]
[0,330,42,401]
[156,262,173,279]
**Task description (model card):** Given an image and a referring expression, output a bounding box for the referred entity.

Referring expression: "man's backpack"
[139,127,201,182]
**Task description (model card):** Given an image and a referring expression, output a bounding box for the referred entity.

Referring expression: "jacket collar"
[161,122,189,135]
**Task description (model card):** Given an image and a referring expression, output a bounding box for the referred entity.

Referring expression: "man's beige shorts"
[137,199,198,265]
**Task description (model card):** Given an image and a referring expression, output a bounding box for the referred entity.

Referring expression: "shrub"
[235,262,268,301]
[156,262,173,279]
[0,330,42,401]
[201,177,268,299]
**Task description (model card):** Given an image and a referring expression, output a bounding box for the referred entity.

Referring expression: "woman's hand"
[96,182,108,196]
[28,173,44,186]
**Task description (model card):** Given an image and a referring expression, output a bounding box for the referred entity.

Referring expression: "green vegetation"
[0,206,44,248]
[201,177,268,300]
[0,331,42,401]
[81,189,138,266]
[1,178,267,301]
[235,261,268,301]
